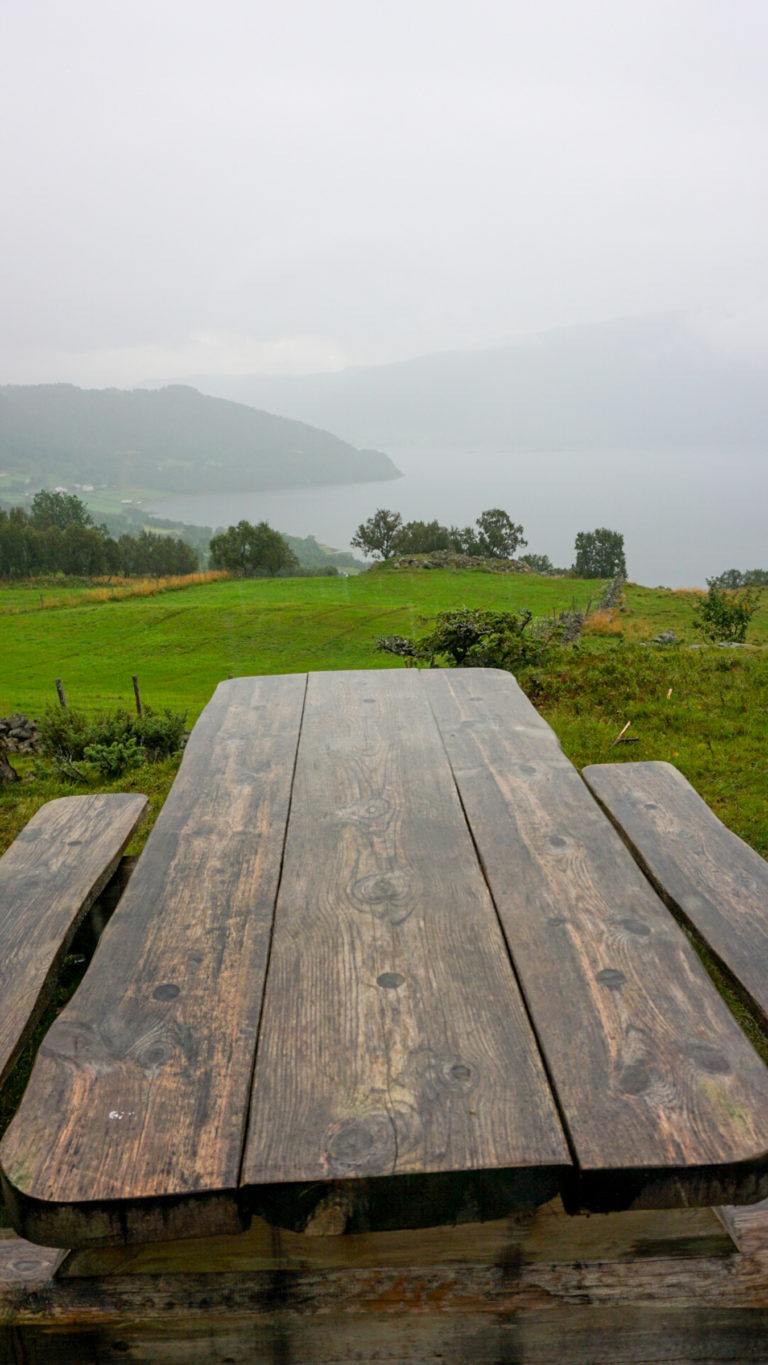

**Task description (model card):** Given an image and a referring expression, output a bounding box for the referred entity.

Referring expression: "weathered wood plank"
[57,1199,735,1277]
[5,1240,768,1363]
[0,793,147,1087]
[425,669,768,1212]
[5,1309,768,1365]
[0,676,307,1247]
[244,670,570,1231]
[1,1201,768,1364]
[582,760,768,1030]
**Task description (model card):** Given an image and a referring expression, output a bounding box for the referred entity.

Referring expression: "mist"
[2,0,767,583]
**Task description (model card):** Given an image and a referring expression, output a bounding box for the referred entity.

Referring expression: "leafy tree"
[573,528,627,579]
[0,500,198,579]
[350,508,403,560]
[31,489,94,530]
[208,520,298,576]
[520,552,555,575]
[693,582,760,642]
[392,519,454,554]
[453,524,482,556]
[709,568,768,588]
[474,508,527,559]
[451,509,526,558]
[60,524,108,576]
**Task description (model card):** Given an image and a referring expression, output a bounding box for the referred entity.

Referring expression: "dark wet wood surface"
[0,1201,767,1364]
[4,671,768,1248]
[0,793,147,1087]
[0,676,306,1246]
[244,671,570,1230]
[582,760,768,1031]
[427,671,768,1211]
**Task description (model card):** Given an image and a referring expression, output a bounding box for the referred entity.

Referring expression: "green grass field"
[0,569,602,719]
[2,569,767,867]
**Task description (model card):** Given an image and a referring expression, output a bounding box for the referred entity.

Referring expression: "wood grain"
[0,676,306,1247]
[57,1200,734,1277]
[582,760,768,1030]
[244,670,570,1231]
[425,669,768,1212]
[4,1214,768,1364]
[0,793,147,1087]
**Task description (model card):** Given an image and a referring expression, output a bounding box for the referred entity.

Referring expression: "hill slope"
[190,315,768,452]
[0,383,400,495]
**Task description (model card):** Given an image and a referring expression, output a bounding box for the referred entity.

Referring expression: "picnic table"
[3,667,768,1362]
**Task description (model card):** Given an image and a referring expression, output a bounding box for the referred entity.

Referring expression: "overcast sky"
[2,0,768,387]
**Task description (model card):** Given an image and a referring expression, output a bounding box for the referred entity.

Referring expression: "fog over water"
[4,0,768,577]
[150,446,765,589]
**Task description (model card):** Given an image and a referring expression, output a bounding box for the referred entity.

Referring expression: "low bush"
[38,705,187,767]
[376,607,553,670]
[83,736,145,777]
[693,583,760,643]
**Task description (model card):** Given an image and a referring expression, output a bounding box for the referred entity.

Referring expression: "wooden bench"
[582,760,768,1034]
[0,793,148,1090]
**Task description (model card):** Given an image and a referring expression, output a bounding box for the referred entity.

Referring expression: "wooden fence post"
[132,676,143,718]
[55,679,67,709]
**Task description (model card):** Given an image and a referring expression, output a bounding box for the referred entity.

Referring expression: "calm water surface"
[149,447,767,588]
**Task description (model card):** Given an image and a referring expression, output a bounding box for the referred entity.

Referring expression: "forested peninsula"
[0,383,400,498]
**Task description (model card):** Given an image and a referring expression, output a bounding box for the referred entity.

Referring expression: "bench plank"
[0,793,147,1087]
[426,669,768,1212]
[582,760,768,1031]
[244,670,570,1231]
[0,676,307,1247]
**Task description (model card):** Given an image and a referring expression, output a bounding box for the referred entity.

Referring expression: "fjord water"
[150,446,767,589]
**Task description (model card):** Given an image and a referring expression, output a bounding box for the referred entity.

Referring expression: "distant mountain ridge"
[186,315,768,453]
[0,383,400,494]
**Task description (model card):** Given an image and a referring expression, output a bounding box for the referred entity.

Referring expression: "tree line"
[351,508,528,561]
[352,508,627,579]
[708,568,768,589]
[208,520,299,576]
[0,491,198,579]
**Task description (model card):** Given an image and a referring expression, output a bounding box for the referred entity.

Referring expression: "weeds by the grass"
[0,570,229,615]
[582,607,623,637]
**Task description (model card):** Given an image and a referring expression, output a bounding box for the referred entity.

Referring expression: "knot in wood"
[351,871,412,925]
[323,1113,396,1176]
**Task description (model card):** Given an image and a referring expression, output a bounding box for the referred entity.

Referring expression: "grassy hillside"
[2,570,766,867]
[0,569,600,718]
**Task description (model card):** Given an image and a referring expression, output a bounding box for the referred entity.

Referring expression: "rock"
[651,630,677,645]
[0,714,41,753]
[387,551,530,573]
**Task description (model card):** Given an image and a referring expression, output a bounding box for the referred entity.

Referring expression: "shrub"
[133,708,188,759]
[38,704,186,764]
[693,583,760,643]
[37,707,91,757]
[83,737,145,778]
[377,607,550,670]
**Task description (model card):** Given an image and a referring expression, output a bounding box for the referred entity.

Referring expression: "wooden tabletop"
[4,669,768,1249]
